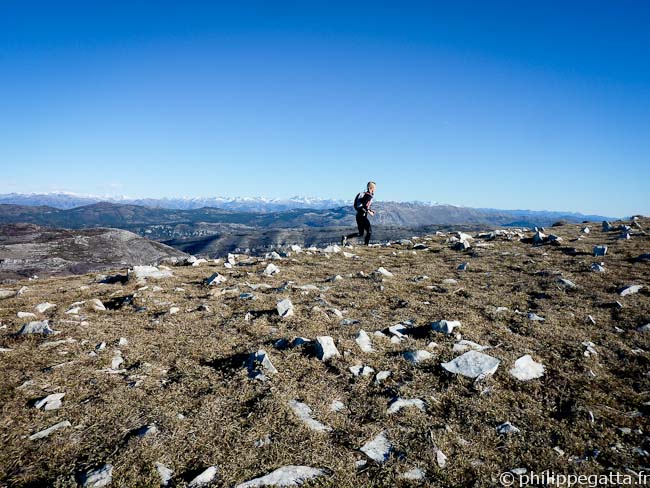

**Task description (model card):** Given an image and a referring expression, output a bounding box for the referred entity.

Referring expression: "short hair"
[367,181,376,190]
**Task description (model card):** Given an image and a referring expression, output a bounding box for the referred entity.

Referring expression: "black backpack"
[353,192,365,211]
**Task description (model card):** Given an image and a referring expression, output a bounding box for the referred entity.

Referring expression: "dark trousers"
[347,212,372,245]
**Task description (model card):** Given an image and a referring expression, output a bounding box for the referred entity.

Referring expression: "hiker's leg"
[364,217,372,245]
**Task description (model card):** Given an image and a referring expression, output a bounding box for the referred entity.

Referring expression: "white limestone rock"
[441,351,500,378]
[453,340,489,353]
[350,365,375,377]
[18,320,59,335]
[330,400,346,412]
[263,263,280,276]
[79,464,113,487]
[496,421,521,435]
[30,420,72,440]
[590,263,606,273]
[205,272,227,286]
[374,267,393,278]
[558,278,577,289]
[355,330,373,353]
[387,398,425,414]
[375,371,391,384]
[155,463,174,487]
[35,302,56,314]
[360,432,392,463]
[0,289,16,300]
[509,355,545,381]
[323,245,341,254]
[431,320,461,335]
[131,266,173,280]
[593,245,608,256]
[527,312,545,321]
[315,336,340,361]
[134,424,159,438]
[34,393,65,411]
[277,298,294,318]
[288,400,332,433]
[248,349,278,379]
[89,299,106,311]
[401,468,427,480]
[17,311,37,319]
[619,285,643,297]
[188,466,219,487]
[404,350,433,364]
[236,466,329,488]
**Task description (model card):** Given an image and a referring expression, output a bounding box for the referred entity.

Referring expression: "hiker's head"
[367,181,376,194]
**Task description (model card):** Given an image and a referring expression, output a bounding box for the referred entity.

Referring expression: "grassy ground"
[0,219,649,487]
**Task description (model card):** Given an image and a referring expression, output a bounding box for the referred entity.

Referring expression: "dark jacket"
[356,191,374,215]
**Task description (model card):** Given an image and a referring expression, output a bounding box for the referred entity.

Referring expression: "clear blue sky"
[1,1,648,216]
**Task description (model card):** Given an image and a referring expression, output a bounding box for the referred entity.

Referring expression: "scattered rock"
[155,463,174,487]
[247,349,278,380]
[404,350,433,364]
[374,267,393,278]
[401,468,426,480]
[133,424,159,438]
[431,320,461,335]
[315,336,340,361]
[17,311,37,319]
[593,245,608,257]
[18,320,59,335]
[435,449,448,468]
[277,298,294,318]
[205,272,227,286]
[236,466,329,488]
[89,299,106,311]
[496,422,521,435]
[34,393,65,411]
[35,302,56,314]
[79,464,113,487]
[375,371,391,384]
[188,466,219,487]
[360,432,392,463]
[263,263,280,276]
[330,400,346,412]
[350,365,375,377]
[590,263,606,273]
[131,265,173,280]
[527,312,545,321]
[619,285,643,297]
[582,341,598,357]
[457,262,469,271]
[0,289,16,300]
[509,355,545,381]
[441,351,500,378]
[558,278,577,289]
[30,420,72,440]
[387,398,425,414]
[453,340,489,353]
[288,400,332,432]
[355,330,373,353]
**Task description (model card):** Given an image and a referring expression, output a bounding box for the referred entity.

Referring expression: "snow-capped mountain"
[0,192,348,212]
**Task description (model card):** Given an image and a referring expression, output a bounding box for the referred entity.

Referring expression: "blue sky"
[1,1,648,217]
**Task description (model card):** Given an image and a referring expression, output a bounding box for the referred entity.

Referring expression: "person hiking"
[342,181,376,246]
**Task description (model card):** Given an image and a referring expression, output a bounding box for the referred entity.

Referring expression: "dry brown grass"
[0,219,649,487]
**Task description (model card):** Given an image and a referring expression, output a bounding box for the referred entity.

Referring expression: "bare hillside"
[0,218,648,487]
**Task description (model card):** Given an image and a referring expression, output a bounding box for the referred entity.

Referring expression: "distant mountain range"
[0,192,348,212]
[0,200,613,232]
[0,196,619,262]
